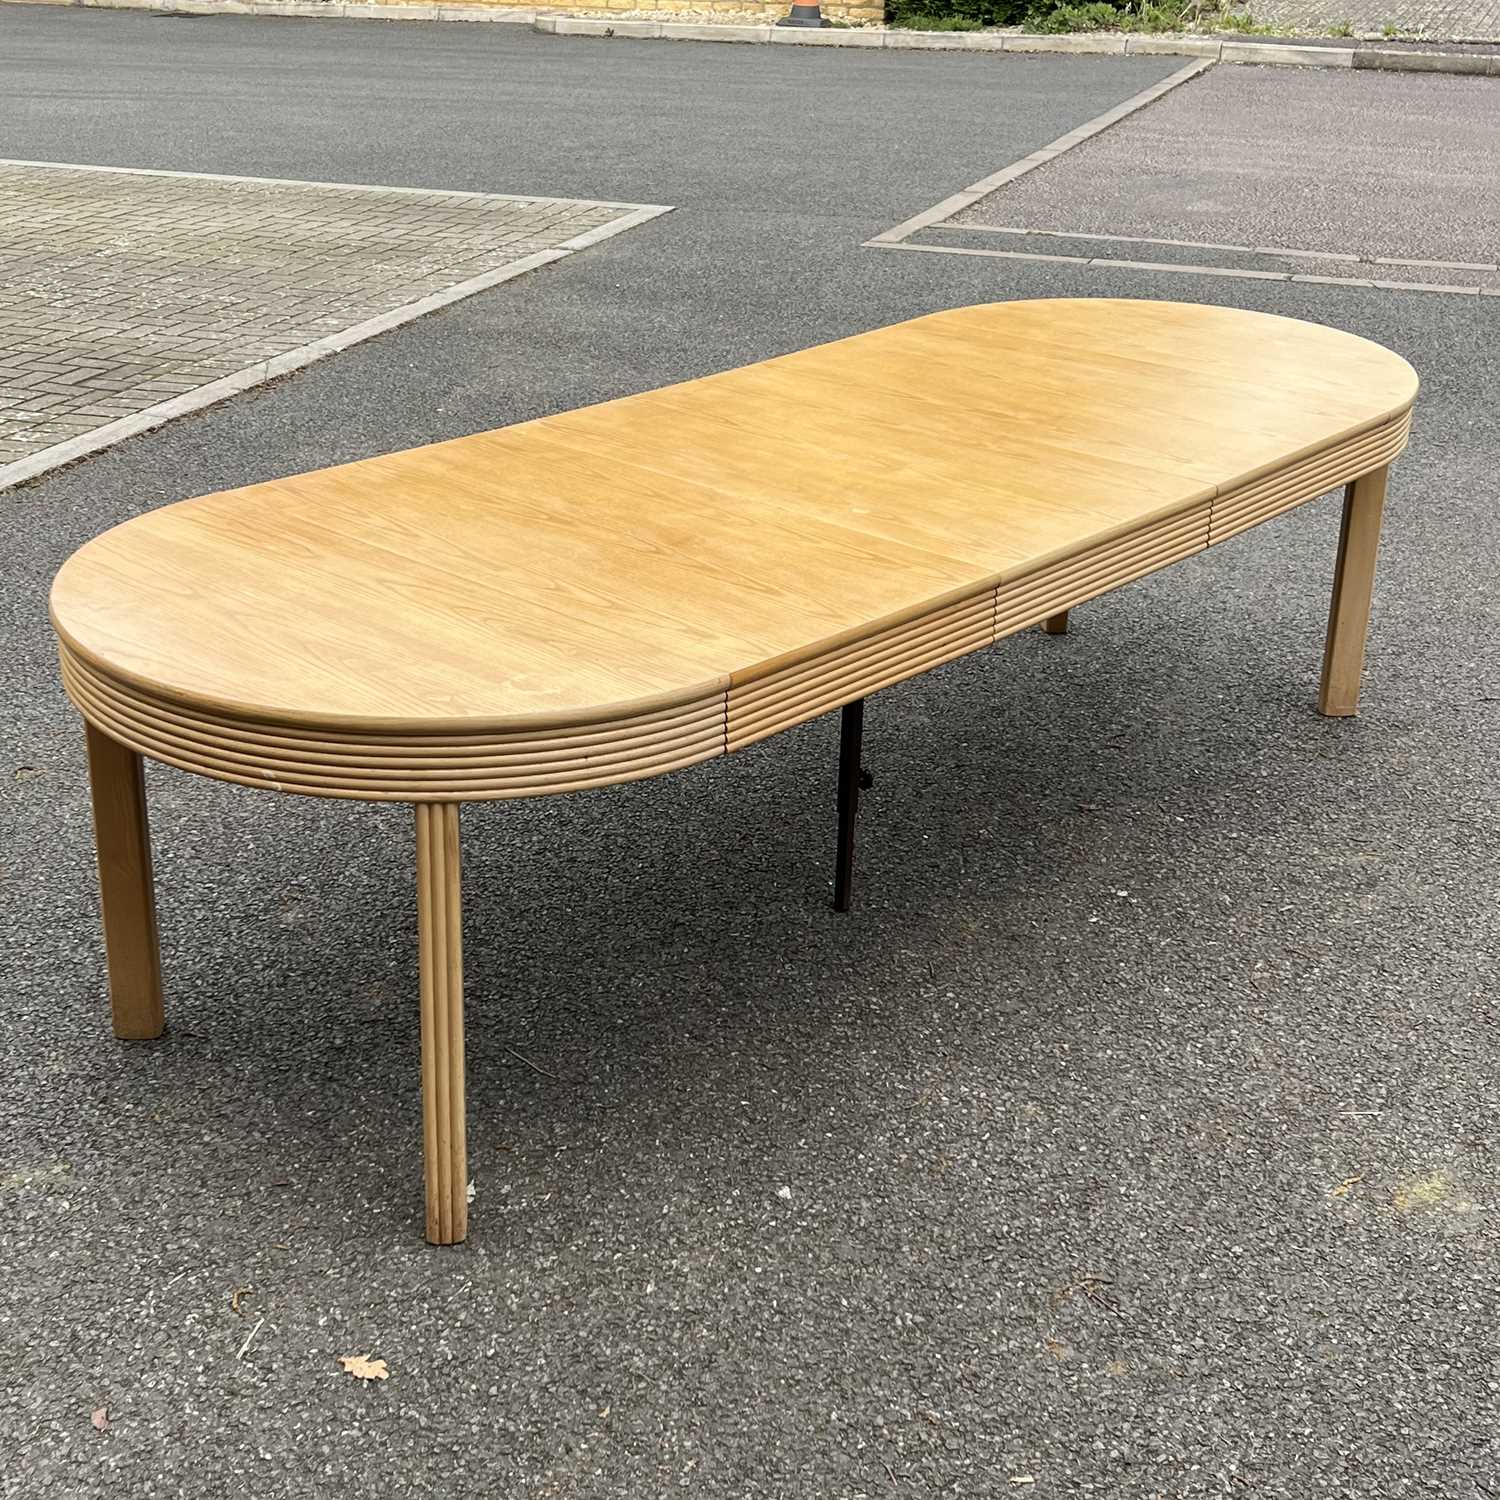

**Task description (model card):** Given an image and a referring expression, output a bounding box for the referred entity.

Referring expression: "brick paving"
[0,162,654,472]
[1252,0,1500,38]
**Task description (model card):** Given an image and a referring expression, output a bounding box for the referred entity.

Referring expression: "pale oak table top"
[51,298,1418,802]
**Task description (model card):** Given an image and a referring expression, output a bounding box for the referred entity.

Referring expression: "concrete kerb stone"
[1219,39,1353,64]
[883,29,983,47]
[770,23,882,42]
[26,0,1500,74]
[344,2,439,15]
[1005,32,1127,51]
[1124,34,1224,56]
[438,4,534,16]
[1351,47,1491,71]
[881,30,1007,47]
[553,13,659,32]
[660,21,770,40]
[658,25,1493,76]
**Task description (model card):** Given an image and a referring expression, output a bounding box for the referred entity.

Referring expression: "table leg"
[416,802,467,1245]
[1040,610,1070,636]
[1319,465,1389,718]
[84,723,164,1040]
[834,699,870,914]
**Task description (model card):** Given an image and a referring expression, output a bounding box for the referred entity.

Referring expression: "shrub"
[888,0,1241,30]
[887,0,1027,27]
[885,9,986,23]
[1024,0,1120,27]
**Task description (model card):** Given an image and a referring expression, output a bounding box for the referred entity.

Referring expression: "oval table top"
[51,298,1417,800]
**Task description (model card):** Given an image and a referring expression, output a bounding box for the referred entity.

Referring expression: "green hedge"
[886,0,1209,29]
[886,0,1027,24]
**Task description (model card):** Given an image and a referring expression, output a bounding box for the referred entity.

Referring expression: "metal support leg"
[834,698,872,913]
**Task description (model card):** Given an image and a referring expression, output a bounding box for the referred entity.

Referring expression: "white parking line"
[926,222,1500,274]
[866,57,1214,247]
[867,238,1495,297]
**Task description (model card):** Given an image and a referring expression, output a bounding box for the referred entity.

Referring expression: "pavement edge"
[19,0,1500,75]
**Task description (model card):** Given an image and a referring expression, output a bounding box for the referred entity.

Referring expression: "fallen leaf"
[230,1285,252,1318]
[339,1354,389,1382]
[1042,1337,1069,1362]
[1328,1175,1364,1199]
[14,766,43,783]
[1104,1358,1130,1376]
[91,1408,108,1433]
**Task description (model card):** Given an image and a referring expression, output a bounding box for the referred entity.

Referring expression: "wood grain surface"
[50,299,1418,799]
[84,724,164,1039]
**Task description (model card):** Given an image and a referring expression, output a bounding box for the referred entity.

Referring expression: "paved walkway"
[0,161,659,481]
[1254,0,1500,39]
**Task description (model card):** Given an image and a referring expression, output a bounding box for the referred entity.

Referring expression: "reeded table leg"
[416,802,467,1245]
[84,723,164,1040]
[1320,465,1389,718]
[1040,610,1070,636]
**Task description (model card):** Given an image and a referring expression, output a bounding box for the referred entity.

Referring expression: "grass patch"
[1211,9,1279,31]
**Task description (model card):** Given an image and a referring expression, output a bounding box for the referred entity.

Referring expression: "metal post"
[834,698,870,913]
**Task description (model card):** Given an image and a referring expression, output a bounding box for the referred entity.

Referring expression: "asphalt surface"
[953,65,1500,269]
[2,10,1498,1498]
